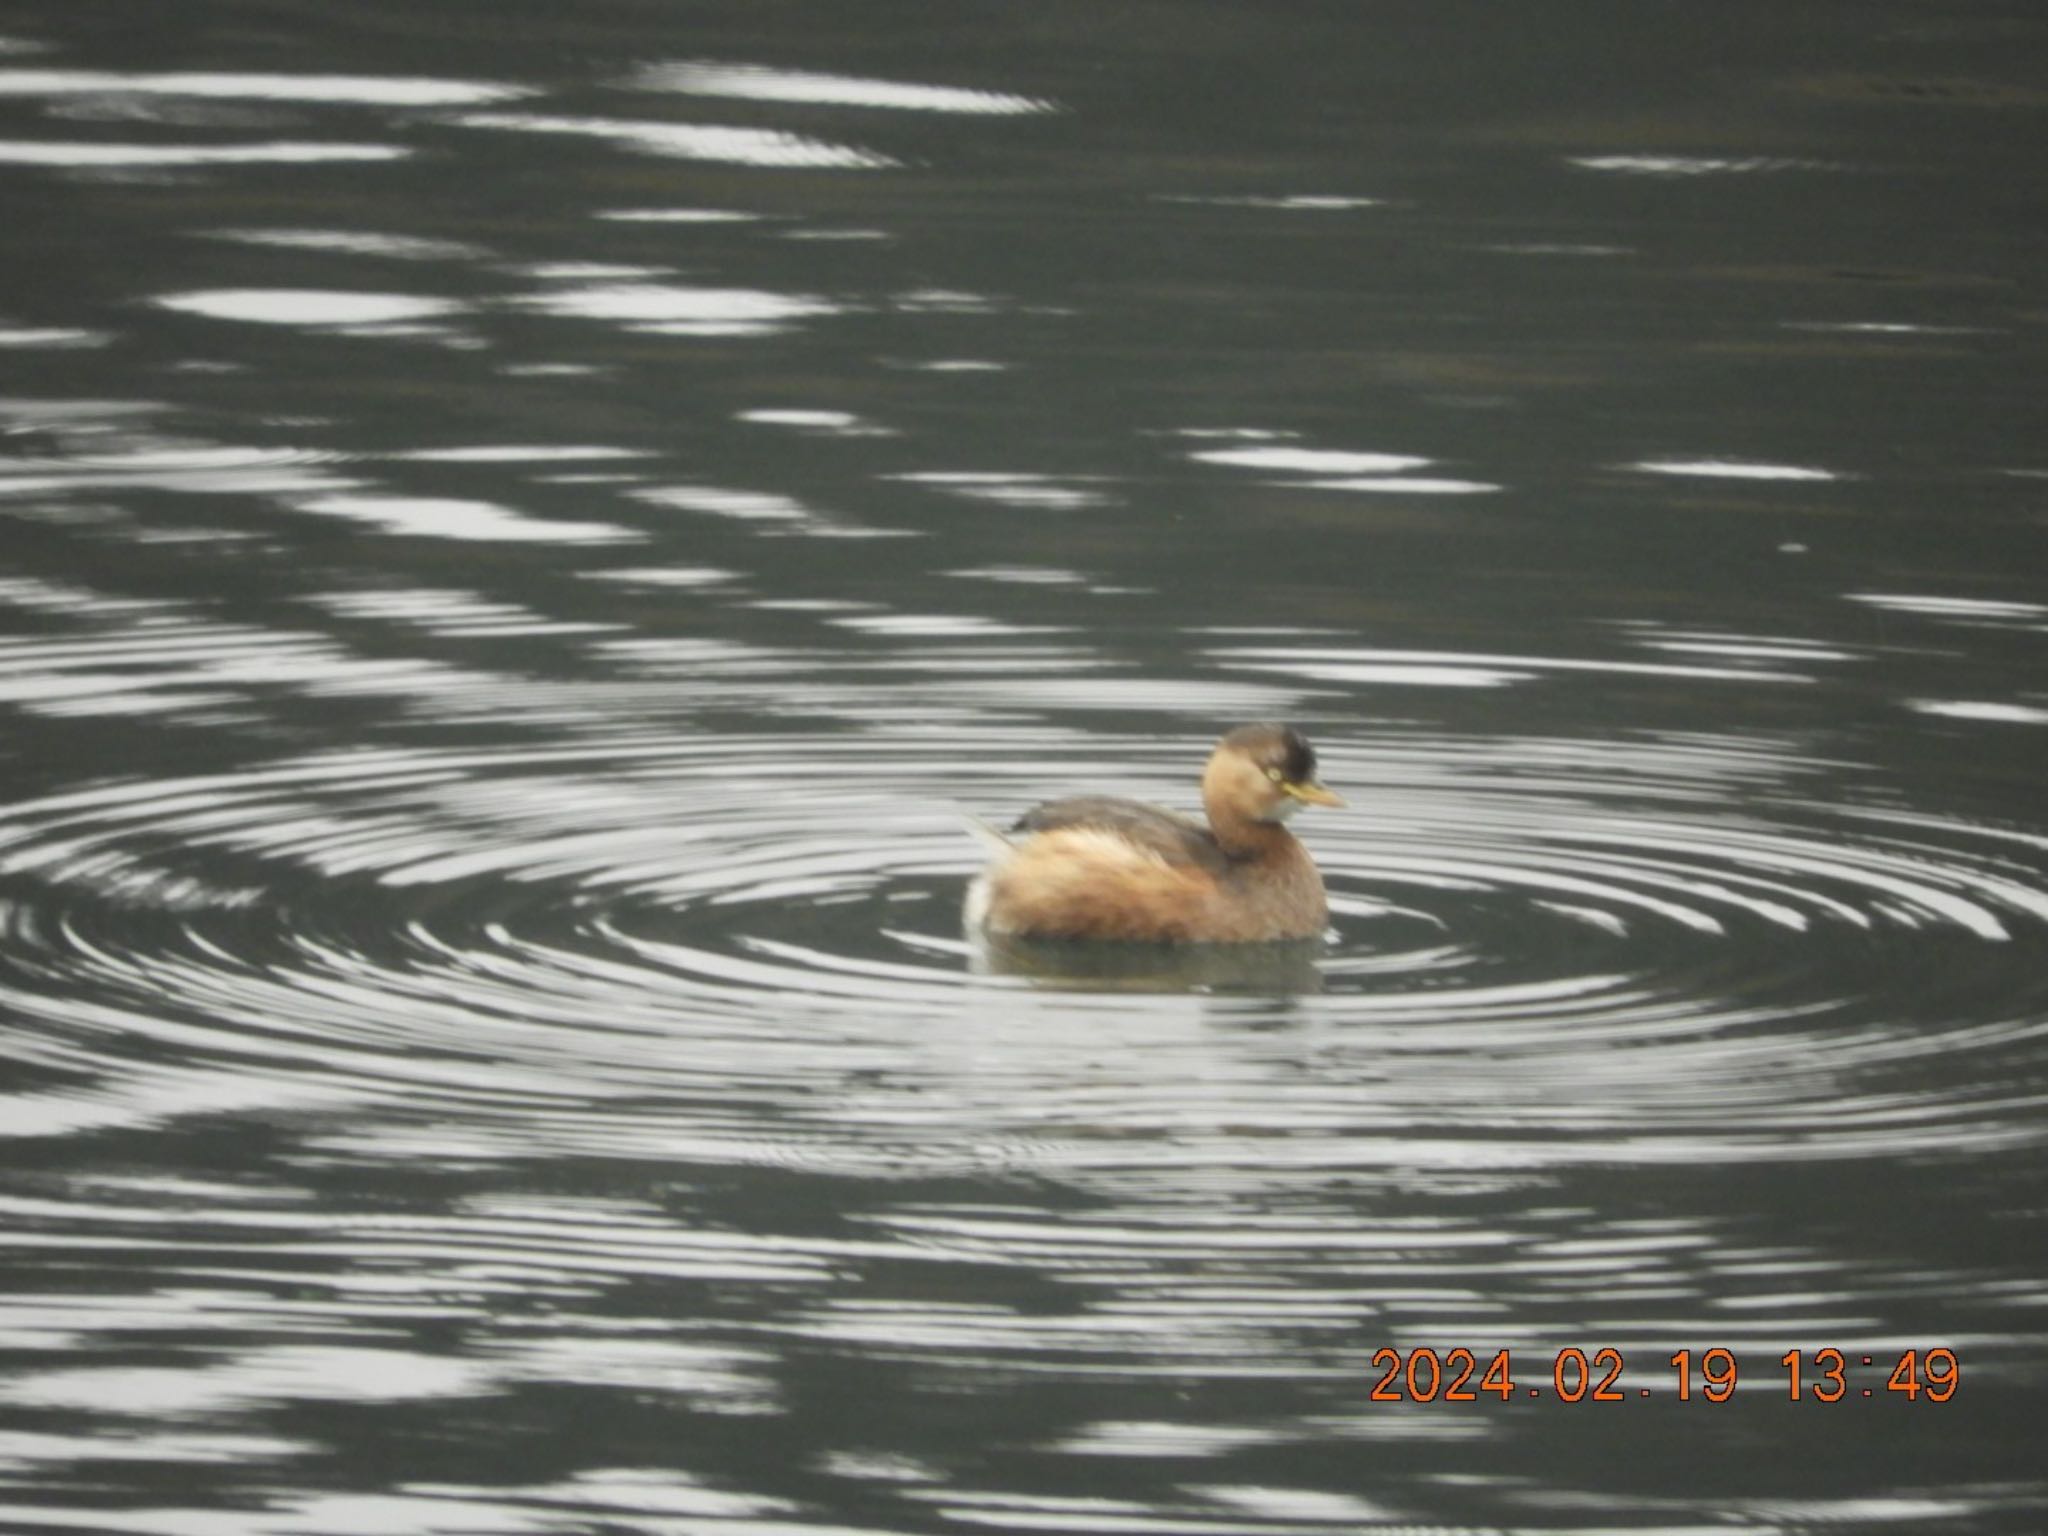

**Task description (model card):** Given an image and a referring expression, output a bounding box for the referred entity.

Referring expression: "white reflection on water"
[1482,241,1633,256]
[1212,643,1815,686]
[513,261,671,281]
[1911,700,2048,725]
[1614,622,1859,664]
[895,357,1006,372]
[393,445,652,464]
[1052,1421,1281,1457]
[891,472,1114,510]
[1783,320,1994,336]
[737,407,894,437]
[203,228,490,262]
[1192,443,1502,497]
[1303,476,1501,495]
[1,1347,490,1415]
[779,226,891,242]
[512,281,838,336]
[0,69,529,105]
[0,326,109,347]
[1194,1486,1400,1522]
[0,1472,801,1533]
[0,1430,307,1472]
[945,565,1092,587]
[582,565,740,588]
[1630,458,1844,482]
[629,59,1054,116]
[0,577,518,723]
[451,111,895,169]
[829,613,1063,639]
[1190,446,1431,475]
[0,443,354,500]
[1569,153,1836,175]
[155,289,460,326]
[1848,591,2048,628]
[1159,194,1383,210]
[0,427,646,546]
[295,494,638,544]
[594,207,764,223]
[0,141,407,166]
[306,589,620,638]
[628,483,897,539]
[489,1335,778,1411]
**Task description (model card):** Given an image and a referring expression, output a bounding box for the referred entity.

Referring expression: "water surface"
[2,2,2046,1531]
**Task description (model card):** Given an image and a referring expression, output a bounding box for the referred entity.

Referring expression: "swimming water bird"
[966,723,1344,944]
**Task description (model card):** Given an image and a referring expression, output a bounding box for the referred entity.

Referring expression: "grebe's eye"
[1266,766,1284,782]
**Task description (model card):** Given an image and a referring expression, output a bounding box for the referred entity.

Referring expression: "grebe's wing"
[1011,796,1229,875]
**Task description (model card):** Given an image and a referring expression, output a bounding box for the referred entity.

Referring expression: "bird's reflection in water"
[969,932,1326,994]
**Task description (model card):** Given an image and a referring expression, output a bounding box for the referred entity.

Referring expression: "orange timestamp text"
[1369,1346,1959,1403]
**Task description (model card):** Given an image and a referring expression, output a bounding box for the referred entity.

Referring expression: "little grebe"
[966,723,1344,944]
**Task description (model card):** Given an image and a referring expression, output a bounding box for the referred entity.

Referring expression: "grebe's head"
[1204,723,1345,825]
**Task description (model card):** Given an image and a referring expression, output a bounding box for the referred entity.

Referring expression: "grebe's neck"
[1201,773,1296,859]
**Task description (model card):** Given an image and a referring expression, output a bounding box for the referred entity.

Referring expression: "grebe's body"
[966,724,1342,944]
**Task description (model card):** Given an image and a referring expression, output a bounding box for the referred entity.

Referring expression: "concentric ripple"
[4,727,2046,1174]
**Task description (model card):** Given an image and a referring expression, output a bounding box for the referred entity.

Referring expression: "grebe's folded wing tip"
[962,814,1016,856]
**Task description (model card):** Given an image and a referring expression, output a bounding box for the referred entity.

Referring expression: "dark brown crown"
[1219,722,1316,782]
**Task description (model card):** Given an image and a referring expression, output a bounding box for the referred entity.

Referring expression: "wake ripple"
[2,728,2045,1173]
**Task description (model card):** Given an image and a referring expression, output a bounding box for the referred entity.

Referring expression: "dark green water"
[2,2,2045,1531]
